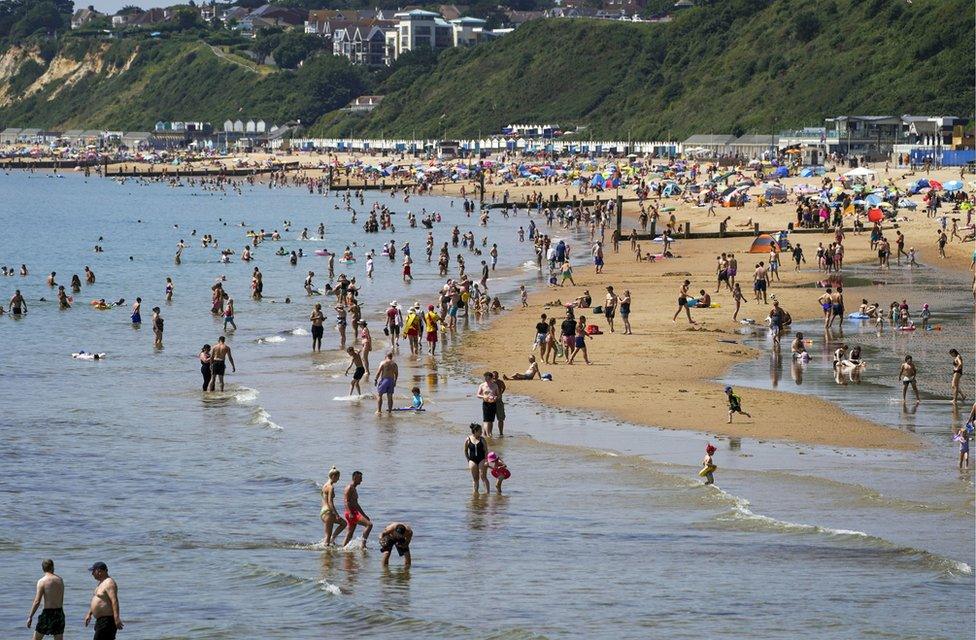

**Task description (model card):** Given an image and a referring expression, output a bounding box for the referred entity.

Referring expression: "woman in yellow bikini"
[321,467,346,546]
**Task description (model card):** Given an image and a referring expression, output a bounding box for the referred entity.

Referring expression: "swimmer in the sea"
[321,466,345,546]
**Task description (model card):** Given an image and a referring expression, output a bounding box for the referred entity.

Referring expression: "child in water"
[725,386,752,423]
[486,451,510,492]
[395,386,424,411]
[953,427,970,469]
[699,443,717,485]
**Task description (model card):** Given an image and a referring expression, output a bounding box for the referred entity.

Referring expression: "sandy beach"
[457,166,973,450]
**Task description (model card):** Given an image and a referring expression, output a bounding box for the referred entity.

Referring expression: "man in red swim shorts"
[341,471,373,547]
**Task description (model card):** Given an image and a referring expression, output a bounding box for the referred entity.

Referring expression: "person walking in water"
[209,336,236,392]
[27,559,64,640]
[344,347,366,396]
[84,562,123,640]
[374,352,398,414]
[223,298,237,332]
[130,298,142,325]
[341,471,373,548]
[321,466,346,546]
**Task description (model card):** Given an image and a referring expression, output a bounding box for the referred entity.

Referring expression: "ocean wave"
[286,327,310,336]
[233,387,258,404]
[255,335,287,344]
[250,407,282,430]
[710,488,972,577]
[317,580,343,596]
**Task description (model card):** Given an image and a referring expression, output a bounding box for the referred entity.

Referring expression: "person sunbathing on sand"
[504,356,541,380]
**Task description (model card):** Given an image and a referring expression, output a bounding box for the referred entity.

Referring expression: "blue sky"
[86,1,157,13]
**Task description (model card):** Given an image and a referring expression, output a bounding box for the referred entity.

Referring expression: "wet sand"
[456,166,973,450]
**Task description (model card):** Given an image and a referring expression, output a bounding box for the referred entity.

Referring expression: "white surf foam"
[255,335,286,344]
[332,394,372,401]
[233,387,259,404]
[317,580,343,595]
[288,327,310,336]
[251,407,282,430]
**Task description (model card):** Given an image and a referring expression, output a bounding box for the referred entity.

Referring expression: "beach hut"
[748,234,779,253]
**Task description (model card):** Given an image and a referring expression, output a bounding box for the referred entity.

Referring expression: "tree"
[10,1,66,38]
[790,10,820,42]
[172,7,201,30]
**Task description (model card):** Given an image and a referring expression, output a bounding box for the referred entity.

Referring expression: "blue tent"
[772,166,789,178]
[864,194,883,206]
[944,180,964,192]
[662,183,681,196]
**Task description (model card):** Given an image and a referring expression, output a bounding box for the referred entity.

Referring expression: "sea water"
[0,172,972,639]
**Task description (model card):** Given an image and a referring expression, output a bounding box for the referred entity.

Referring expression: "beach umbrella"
[865,194,883,206]
[867,208,884,223]
[928,179,943,191]
[943,180,964,192]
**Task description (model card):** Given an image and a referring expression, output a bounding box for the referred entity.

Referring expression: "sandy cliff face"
[0,43,140,106]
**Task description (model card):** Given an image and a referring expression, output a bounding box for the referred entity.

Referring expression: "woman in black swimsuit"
[464,423,489,493]
[199,344,212,391]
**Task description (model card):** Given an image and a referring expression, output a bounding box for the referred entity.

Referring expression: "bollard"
[684,221,691,239]
[754,222,760,235]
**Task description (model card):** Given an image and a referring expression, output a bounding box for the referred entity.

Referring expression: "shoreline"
[458,192,973,450]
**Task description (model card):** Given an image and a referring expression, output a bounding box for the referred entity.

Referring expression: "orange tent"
[748,234,780,253]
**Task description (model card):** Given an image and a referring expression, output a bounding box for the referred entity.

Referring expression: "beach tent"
[943,180,964,192]
[772,166,789,178]
[748,234,779,253]
[662,183,682,196]
[799,166,826,178]
[897,198,918,209]
[928,179,943,191]
[844,167,875,178]
[864,194,883,206]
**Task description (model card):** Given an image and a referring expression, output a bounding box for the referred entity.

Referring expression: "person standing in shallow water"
[209,336,236,392]
[464,423,490,493]
[310,303,325,351]
[84,562,123,639]
[199,344,212,391]
[151,307,163,347]
[27,558,64,640]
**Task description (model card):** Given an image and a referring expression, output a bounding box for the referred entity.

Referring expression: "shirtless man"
[208,336,236,392]
[826,287,844,329]
[374,352,398,414]
[341,471,373,548]
[899,355,920,403]
[477,371,500,437]
[604,285,618,333]
[84,562,122,640]
[9,289,27,315]
[310,303,325,351]
[27,559,64,640]
[379,523,413,567]
[344,346,365,396]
